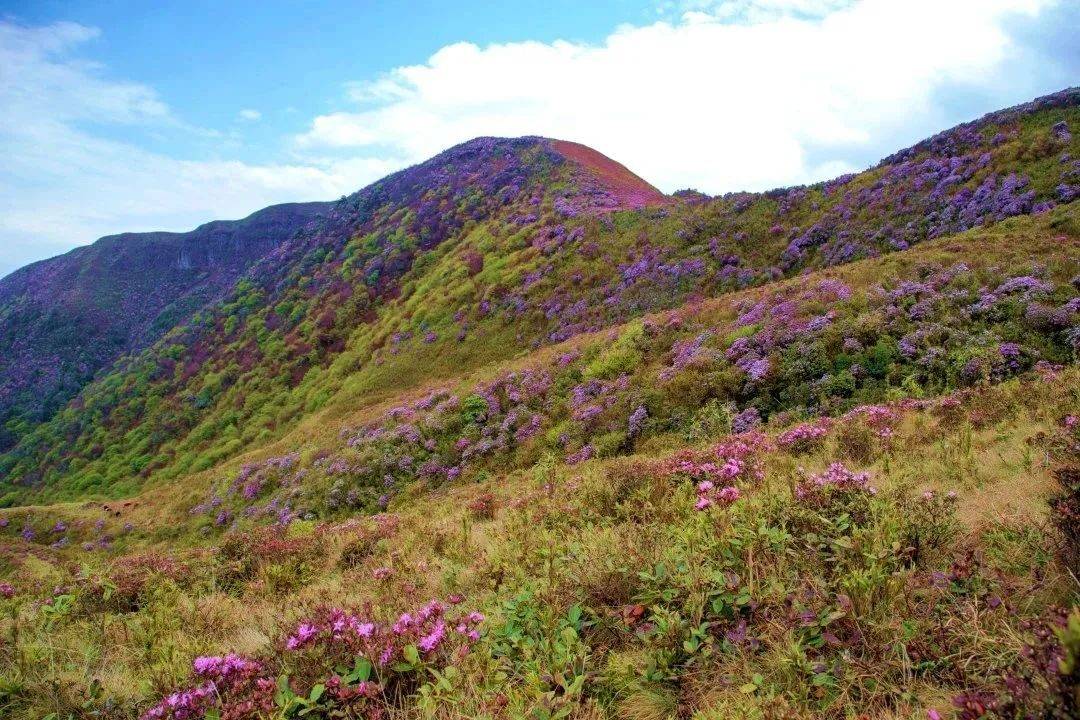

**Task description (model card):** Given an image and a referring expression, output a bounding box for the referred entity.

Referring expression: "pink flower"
[379,643,394,666]
[372,567,393,580]
[392,613,414,635]
[285,622,319,650]
[418,620,446,654]
[718,486,741,502]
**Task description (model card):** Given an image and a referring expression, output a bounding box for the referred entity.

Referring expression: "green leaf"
[347,656,373,683]
[309,683,325,702]
[403,643,421,665]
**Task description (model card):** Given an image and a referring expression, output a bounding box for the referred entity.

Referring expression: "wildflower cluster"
[795,462,876,502]
[284,600,484,687]
[142,653,274,720]
[666,432,769,510]
[777,417,833,453]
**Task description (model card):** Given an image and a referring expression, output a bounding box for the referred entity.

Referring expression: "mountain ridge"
[0,88,1077,503]
[0,201,331,448]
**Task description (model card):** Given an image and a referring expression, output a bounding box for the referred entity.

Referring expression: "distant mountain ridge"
[0,201,330,447]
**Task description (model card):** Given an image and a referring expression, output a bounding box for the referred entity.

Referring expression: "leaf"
[309,683,325,702]
[740,683,759,694]
[403,644,421,665]
[347,656,372,683]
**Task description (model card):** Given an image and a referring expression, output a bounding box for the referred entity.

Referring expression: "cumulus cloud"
[0,21,377,278]
[238,108,263,121]
[296,0,1064,195]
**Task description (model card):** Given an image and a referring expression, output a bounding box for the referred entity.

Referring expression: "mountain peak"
[396,135,667,212]
[548,138,667,210]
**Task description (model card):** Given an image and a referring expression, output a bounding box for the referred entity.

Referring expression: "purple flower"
[731,407,761,434]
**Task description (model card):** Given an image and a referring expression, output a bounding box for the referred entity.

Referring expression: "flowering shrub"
[843,404,900,440]
[141,599,485,719]
[666,432,769,511]
[142,653,275,720]
[281,600,484,705]
[777,417,833,453]
[795,462,876,503]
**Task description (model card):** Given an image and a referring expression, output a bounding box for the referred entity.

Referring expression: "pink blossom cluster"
[694,481,741,511]
[777,417,833,453]
[284,599,484,667]
[843,404,899,439]
[668,431,769,510]
[142,653,274,720]
[795,462,876,501]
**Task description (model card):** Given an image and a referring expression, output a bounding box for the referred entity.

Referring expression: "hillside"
[0,211,1078,719]
[1,90,1077,505]
[0,201,330,449]
[0,90,1078,720]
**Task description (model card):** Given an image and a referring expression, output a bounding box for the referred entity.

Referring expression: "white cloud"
[670,0,856,23]
[0,21,383,277]
[238,108,262,121]
[297,0,1059,195]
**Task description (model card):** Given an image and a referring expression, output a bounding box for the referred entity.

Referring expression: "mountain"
[0,201,330,450]
[0,89,1078,720]
[2,91,1077,503]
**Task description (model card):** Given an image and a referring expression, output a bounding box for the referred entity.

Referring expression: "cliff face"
[0,201,330,439]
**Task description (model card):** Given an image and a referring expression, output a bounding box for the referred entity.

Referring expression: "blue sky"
[1,0,1078,277]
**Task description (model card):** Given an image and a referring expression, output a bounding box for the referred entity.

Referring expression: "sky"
[0,0,1077,278]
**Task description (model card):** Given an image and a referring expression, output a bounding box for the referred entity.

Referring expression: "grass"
[1,367,1077,719]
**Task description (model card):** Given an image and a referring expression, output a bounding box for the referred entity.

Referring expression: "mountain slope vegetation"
[0,201,330,449]
[1,90,1077,505]
[0,89,1078,720]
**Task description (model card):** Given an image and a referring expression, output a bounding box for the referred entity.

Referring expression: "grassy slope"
[1,365,1075,719]
[0,212,1077,719]
[2,94,1077,505]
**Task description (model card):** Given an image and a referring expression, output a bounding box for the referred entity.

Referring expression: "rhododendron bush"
[142,599,485,719]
